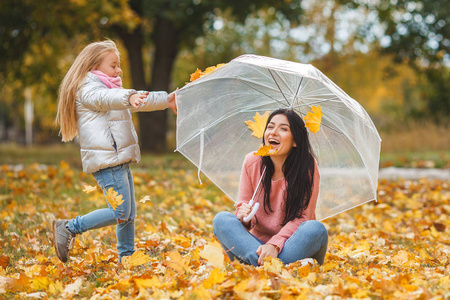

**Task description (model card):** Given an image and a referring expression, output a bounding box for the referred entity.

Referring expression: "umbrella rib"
[290,98,340,110]
[239,79,287,107]
[268,69,291,107]
[292,77,304,108]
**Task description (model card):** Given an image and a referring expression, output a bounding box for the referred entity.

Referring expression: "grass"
[0,141,448,171]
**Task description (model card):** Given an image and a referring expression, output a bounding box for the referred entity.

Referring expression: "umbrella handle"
[243,203,259,223]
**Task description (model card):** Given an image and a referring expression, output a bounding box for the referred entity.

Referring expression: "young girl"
[53,40,177,263]
[213,109,328,266]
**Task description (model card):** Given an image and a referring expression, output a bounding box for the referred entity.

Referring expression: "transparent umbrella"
[175,54,381,220]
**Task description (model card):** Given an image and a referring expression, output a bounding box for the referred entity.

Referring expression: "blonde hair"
[56,40,120,142]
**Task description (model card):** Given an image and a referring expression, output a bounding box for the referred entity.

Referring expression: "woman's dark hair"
[260,109,316,225]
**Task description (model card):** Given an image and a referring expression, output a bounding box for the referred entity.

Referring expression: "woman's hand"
[168,91,177,115]
[256,244,279,265]
[129,92,149,109]
[236,203,252,225]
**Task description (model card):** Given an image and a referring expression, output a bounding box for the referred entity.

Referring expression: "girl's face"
[264,114,297,159]
[95,51,121,77]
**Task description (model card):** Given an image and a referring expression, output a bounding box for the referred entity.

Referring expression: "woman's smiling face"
[264,114,297,159]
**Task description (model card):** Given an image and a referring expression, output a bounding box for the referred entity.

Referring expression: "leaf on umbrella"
[199,241,224,269]
[254,144,278,157]
[189,63,226,82]
[245,111,270,138]
[105,187,124,211]
[203,63,226,75]
[82,185,97,193]
[303,105,323,133]
[122,250,150,269]
[190,69,204,82]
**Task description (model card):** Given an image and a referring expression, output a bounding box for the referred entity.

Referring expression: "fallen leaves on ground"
[0,161,448,299]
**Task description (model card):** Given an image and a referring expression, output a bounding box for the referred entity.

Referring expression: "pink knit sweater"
[235,152,320,251]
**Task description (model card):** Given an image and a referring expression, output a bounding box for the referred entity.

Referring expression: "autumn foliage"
[0,161,449,299]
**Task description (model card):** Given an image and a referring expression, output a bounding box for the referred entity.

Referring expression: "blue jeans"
[67,163,136,260]
[213,211,328,266]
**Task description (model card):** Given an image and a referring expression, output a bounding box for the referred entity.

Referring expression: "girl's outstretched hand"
[129,92,149,109]
[168,91,177,115]
[256,244,279,265]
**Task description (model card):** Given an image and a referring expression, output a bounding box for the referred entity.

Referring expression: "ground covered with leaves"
[0,160,449,299]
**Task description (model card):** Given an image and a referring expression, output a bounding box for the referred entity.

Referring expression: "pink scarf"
[91,70,123,89]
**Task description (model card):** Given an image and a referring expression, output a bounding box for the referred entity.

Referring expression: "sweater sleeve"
[266,162,320,251]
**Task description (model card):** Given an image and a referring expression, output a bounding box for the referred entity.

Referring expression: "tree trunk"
[114,26,146,90]
[139,15,179,153]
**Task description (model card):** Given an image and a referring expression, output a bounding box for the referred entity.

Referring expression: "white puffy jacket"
[76,72,168,174]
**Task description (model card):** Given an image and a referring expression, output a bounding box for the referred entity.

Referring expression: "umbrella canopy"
[175,54,381,220]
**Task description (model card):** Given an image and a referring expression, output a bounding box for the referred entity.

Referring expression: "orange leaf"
[0,256,9,269]
[254,144,278,157]
[189,63,226,82]
[203,63,226,75]
[189,68,204,82]
[245,111,270,138]
[303,105,323,133]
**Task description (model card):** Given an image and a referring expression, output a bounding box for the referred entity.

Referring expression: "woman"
[213,109,328,266]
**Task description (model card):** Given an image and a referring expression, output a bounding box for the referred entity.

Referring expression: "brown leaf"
[0,256,9,269]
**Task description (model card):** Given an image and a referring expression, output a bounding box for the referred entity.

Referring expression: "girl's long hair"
[261,109,316,225]
[56,40,119,142]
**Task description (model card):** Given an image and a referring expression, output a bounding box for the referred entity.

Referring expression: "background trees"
[0,0,448,149]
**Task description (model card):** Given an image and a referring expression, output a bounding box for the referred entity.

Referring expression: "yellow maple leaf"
[199,241,224,269]
[190,247,200,261]
[203,63,227,75]
[203,268,226,289]
[30,276,51,290]
[245,111,270,138]
[134,276,160,290]
[105,187,124,210]
[254,144,278,157]
[263,257,283,273]
[82,185,97,193]
[122,250,150,269]
[165,251,193,274]
[303,105,323,133]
